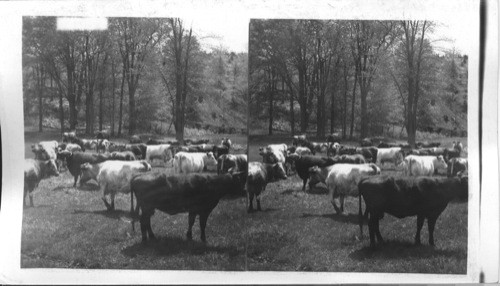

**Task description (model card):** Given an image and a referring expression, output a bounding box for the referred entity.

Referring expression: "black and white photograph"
[21,16,249,270]
[0,0,496,284]
[248,19,470,273]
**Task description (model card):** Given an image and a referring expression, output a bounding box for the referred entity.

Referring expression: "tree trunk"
[118,64,125,136]
[111,58,116,136]
[342,63,349,139]
[350,65,358,139]
[128,84,136,135]
[99,53,108,132]
[268,69,274,135]
[37,65,44,132]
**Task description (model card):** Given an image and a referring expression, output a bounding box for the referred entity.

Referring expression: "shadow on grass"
[349,239,465,261]
[302,212,361,224]
[122,236,239,257]
[72,209,133,220]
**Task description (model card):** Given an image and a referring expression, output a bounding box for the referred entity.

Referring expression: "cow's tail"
[358,179,366,239]
[130,181,136,232]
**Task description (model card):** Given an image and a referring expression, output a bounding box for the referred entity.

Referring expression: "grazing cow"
[292,134,307,146]
[24,159,59,207]
[285,154,337,191]
[130,171,247,242]
[218,154,248,174]
[288,146,312,156]
[416,142,441,148]
[108,142,127,153]
[57,150,111,187]
[173,152,218,173]
[145,144,173,166]
[246,162,287,212]
[308,163,380,214]
[447,157,468,177]
[399,155,448,176]
[185,138,210,145]
[110,151,137,161]
[96,139,110,153]
[301,140,328,155]
[62,131,76,143]
[376,147,404,166]
[130,135,142,144]
[355,147,378,163]
[80,160,151,211]
[359,175,468,246]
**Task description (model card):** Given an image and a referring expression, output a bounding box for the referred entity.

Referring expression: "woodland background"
[23,17,248,140]
[249,20,468,146]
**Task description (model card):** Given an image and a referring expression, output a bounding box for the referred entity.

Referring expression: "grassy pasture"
[22,131,249,270]
[21,131,468,273]
[244,135,468,273]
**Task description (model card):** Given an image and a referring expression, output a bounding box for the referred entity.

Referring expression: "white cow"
[293,147,312,156]
[401,155,448,176]
[267,143,288,157]
[81,139,97,150]
[145,144,173,166]
[309,163,381,214]
[376,147,403,166]
[80,160,151,211]
[32,140,59,160]
[259,147,286,164]
[173,151,218,174]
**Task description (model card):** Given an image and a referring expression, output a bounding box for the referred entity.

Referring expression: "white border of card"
[0,0,497,283]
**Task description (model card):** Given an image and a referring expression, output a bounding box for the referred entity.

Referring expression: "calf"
[130,171,247,242]
[246,162,287,212]
[447,157,468,177]
[80,160,151,211]
[24,159,60,207]
[400,155,448,176]
[359,176,468,247]
[57,150,111,187]
[308,163,380,214]
[173,152,218,173]
[217,154,248,174]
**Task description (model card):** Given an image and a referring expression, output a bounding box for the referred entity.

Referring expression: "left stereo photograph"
[21,16,249,270]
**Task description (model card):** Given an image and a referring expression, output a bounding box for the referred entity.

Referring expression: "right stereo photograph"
[247,19,469,273]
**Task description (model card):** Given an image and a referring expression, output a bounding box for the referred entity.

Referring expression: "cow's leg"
[247,191,254,213]
[415,214,424,245]
[187,212,196,240]
[374,212,384,244]
[110,192,116,211]
[256,189,263,211]
[29,191,34,207]
[331,187,341,214]
[74,175,78,187]
[340,195,345,214]
[368,212,376,247]
[101,184,113,211]
[140,209,154,242]
[199,211,210,243]
[302,178,307,192]
[427,215,438,246]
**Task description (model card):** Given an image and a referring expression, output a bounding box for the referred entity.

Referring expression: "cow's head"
[308,165,323,188]
[435,155,448,170]
[205,152,218,171]
[272,162,287,181]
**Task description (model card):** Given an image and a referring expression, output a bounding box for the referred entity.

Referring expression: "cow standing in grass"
[246,162,287,212]
[358,175,468,247]
[130,171,247,242]
[24,159,60,207]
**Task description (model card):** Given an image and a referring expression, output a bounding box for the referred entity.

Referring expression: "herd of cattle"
[24,131,469,248]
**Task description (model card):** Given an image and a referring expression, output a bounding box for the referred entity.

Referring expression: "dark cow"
[185,138,210,145]
[217,154,248,174]
[377,142,398,148]
[338,145,357,155]
[416,142,441,148]
[110,151,137,161]
[443,148,461,162]
[130,172,247,242]
[336,154,366,164]
[355,147,378,163]
[125,143,147,160]
[246,162,287,212]
[24,159,60,207]
[129,135,142,144]
[447,157,468,177]
[57,150,111,187]
[359,175,468,247]
[213,145,229,158]
[146,138,170,145]
[108,142,127,153]
[285,154,337,191]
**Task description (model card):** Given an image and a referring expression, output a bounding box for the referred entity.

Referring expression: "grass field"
[21,131,468,273]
